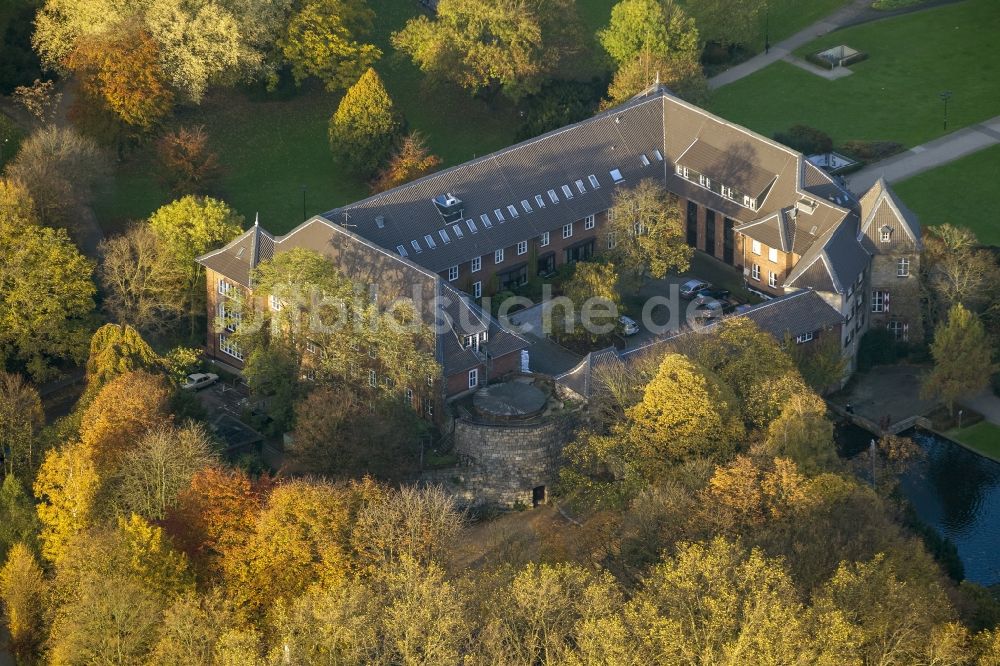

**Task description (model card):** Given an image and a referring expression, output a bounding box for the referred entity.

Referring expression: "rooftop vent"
[375,215,385,229]
[795,197,818,215]
[432,193,464,224]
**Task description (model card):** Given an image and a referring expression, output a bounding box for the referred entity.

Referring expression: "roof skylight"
[410,240,422,253]
[396,245,408,256]
[452,224,464,238]
[610,169,624,183]
[423,234,436,249]
[480,214,492,228]
[561,185,573,199]
[588,174,600,189]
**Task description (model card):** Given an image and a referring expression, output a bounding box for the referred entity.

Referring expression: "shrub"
[773,124,833,155]
[840,140,904,162]
[156,125,221,195]
[857,328,903,371]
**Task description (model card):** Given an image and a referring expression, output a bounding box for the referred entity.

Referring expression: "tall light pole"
[939,90,953,131]
[765,2,770,55]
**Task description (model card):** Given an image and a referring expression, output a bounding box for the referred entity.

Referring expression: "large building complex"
[197,85,922,403]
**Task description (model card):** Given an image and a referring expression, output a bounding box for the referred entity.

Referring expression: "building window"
[897,257,910,277]
[584,215,595,230]
[563,223,573,239]
[743,195,757,210]
[888,320,908,341]
[495,248,504,264]
[751,264,760,281]
[540,231,550,247]
[517,240,528,255]
[447,265,458,282]
[607,232,617,249]
[218,302,240,333]
[751,240,762,256]
[268,294,283,311]
[473,281,482,298]
[768,271,777,288]
[218,334,243,360]
[881,228,892,242]
[721,185,733,199]
[468,368,478,389]
[872,290,888,313]
[768,247,778,263]
[471,256,481,273]
[217,278,237,297]
[368,370,377,387]
[795,332,814,344]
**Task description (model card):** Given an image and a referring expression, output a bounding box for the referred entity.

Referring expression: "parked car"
[619,315,640,336]
[692,298,737,323]
[181,372,219,391]
[680,279,711,299]
[694,287,731,305]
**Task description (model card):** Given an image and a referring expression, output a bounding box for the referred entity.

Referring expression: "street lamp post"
[764,2,771,54]
[939,90,953,131]
[958,409,964,430]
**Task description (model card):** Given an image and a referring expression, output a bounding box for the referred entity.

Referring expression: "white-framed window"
[517,240,528,255]
[521,199,532,213]
[888,320,908,341]
[607,208,614,222]
[495,248,504,264]
[768,271,777,288]
[563,223,573,239]
[268,294,283,311]
[751,264,760,281]
[217,278,237,298]
[540,231,550,247]
[607,232,617,249]
[752,240,761,255]
[698,174,711,189]
[584,215,595,230]
[721,185,733,199]
[795,331,814,344]
[447,265,458,282]
[675,164,689,178]
[743,195,757,209]
[218,334,243,360]
[473,281,482,298]
[561,185,573,199]
[507,205,519,219]
[872,290,888,313]
[588,174,600,189]
[575,179,586,194]
[897,257,910,277]
[368,370,377,387]
[768,247,778,263]
[610,169,624,183]
[218,302,240,333]
[881,228,892,242]
[468,368,478,389]
[471,256,481,273]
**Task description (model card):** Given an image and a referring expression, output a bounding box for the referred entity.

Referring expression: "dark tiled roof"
[198,223,274,287]
[438,284,528,375]
[737,290,843,340]
[676,139,776,199]
[785,212,870,293]
[858,178,922,249]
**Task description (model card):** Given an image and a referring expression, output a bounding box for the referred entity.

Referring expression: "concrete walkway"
[846,115,1000,193]
[708,0,872,90]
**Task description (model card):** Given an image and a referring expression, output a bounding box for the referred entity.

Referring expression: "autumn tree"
[148,195,244,332]
[149,590,239,666]
[0,476,41,562]
[607,178,691,291]
[605,50,708,107]
[392,0,581,102]
[370,131,442,193]
[763,392,838,473]
[328,68,402,176]
[279,0,381,92]
[0,188,96,380]
[692,316,806,430]
[117,423,218,520]
[5,125,109,229]
[923,224,1000,322]
[0,543,48,660]
[34,441,100,564]
[84,323,162,391]
[98,224,187,334]
[922,303,994,415]
[786,331,847,394]
[155,126,221,195]
[65,28,174,130]
[0,371,44,478]
[11,78,61,124]
[599,0,700,66]
[557,261,622,341]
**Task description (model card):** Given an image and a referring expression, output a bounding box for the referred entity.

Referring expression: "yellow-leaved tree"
[34,441,100,564]
[0,542,48,660]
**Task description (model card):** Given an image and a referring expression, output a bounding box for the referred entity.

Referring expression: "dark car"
[679,279,711,299]
[694,287,731,305]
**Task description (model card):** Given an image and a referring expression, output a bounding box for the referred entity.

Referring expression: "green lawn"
[946,421,1000,461]
[894,144,1000,246]
[708,0,1000,148]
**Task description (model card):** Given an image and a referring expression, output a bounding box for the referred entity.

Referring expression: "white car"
[679,279,711,299]
[619,315,640,336]
[181,372,219,391]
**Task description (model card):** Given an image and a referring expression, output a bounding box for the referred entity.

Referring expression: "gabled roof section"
[802,161,855,206]
[737,289,844,339]
[438,283,529,375]
[323,91,669,273]
[676,139,777,200]
[785,212,869,294]
[858,177,922,249]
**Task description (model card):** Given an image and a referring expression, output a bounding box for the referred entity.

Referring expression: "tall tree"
[64,28,174,130]
[33,441,100,564]
[763,392,838,473]
[279,0,382,92]
[687,0,766,49]
[0,543,48,661]
[392,0,580,102]
[605,50,707,107]
[923,224,1000,322]
[922,304,994,414]
[149,591,238,666]
[148,195,243,332]
[155,125,221,195]
[627,353,744,470]
[328,68,401,177]
[0,475,41,563]
[607,178,691,291]
[84,323,162,391]
[0,371,44,478]
[599,0,700,66]
[98,224,187,334]
[370,131,442,194]
[558,261,622,342]
[0,182,96,381]
[5,125,109,229]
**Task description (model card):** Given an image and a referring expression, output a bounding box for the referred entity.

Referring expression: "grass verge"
[945,421,1000,461]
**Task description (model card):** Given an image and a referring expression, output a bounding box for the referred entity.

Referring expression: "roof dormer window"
[880,226,892,243]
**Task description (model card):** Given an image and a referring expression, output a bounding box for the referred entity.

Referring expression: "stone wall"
[423,412,579,508]
[870,253,923,344]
